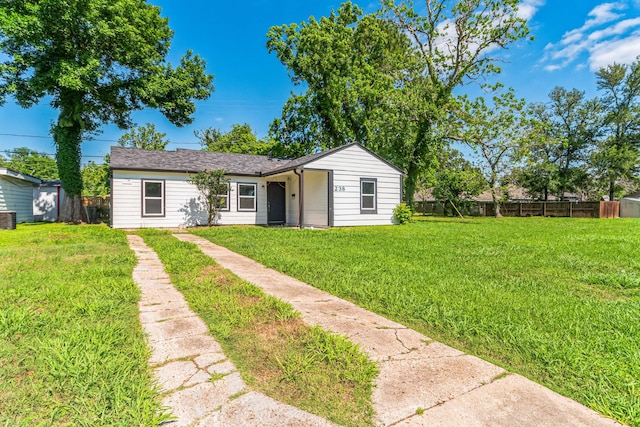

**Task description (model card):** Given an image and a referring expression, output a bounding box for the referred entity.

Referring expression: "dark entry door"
[267,182,286,224]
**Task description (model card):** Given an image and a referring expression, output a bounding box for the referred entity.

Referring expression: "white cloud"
[542,1,640,71]
[588,31,640,69]
[517,0,545,20]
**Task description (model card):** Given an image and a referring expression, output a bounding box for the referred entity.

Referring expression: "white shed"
[33,180,65,222]
[620,191,640,218]
[109,143,404,229]
[0,168,40,223]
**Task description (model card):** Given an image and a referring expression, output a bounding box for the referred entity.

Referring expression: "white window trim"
[360,178,377,214]
[237,182,257,212]
[216,183,230,212]
[142,179,165,217]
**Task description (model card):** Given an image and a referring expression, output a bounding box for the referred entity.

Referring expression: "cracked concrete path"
[127,235,335,427]
[175,233,621,427]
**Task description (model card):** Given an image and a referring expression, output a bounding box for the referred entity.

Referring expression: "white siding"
[111,170,269,228]
[0,176,35,223]
[304,144,402,226]
[620,198,640,218]
[287,173,300,226]
[303,170,328,227]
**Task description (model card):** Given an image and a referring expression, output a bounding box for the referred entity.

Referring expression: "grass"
[191,217,640,426]
[0,223,167,426]
[137,229,377,427]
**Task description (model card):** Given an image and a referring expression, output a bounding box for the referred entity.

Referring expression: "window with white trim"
[360,178,377,214]
[237,183,257,211]
[142,180,165,216]
[216,183,230,211]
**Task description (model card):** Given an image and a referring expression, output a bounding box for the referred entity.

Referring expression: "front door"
[267,182,286,224]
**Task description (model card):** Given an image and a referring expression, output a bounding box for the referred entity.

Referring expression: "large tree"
[592,60,640,201]
[451,90,527,217]
[546,87,600,199]
[513,103,562,200]
[381,0,530,205]
[0,147,59,180]
[268,1,530,206]
[197,123,275,155]
[0,0,214,222]
[267,2,418,163]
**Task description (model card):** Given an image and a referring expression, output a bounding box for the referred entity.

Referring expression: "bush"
[393,203,412,224]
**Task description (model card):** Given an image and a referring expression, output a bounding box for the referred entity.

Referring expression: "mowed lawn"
[0,224,167,425]
[192,217,640,426]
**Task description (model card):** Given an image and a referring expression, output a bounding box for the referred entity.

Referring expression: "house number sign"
[334,185,346,192]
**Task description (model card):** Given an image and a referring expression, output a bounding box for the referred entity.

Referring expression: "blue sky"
[1,0,640,164]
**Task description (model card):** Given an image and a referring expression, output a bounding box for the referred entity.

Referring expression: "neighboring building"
[109,142,404,229]
[620,191,640,218]
[0,167,40,223]
[33,180,65,222]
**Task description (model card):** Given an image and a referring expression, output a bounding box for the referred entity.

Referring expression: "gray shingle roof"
[110,146,292,176]
[110,142,403,176]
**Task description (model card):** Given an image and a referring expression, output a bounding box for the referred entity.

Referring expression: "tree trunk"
[491,187,502,218]
[609,179,615,202]
[53,93,84,223]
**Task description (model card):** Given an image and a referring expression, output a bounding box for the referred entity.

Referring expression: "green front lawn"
[0,224,167,426]
[192,217,640,426]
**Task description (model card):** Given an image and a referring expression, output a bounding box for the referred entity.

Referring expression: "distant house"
[109,142,404,229]
[620,191,640,218]
[0,167,40,223]
[33,180,65,222]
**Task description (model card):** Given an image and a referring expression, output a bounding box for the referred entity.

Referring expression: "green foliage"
[431,148,487,215]
[139,230,377,426]
[0,0,214,221]
[81,160,110,196]
[0,147,59,180]
[193,218,640,426]
[393,203,412,224]
[197,123,275,155]
[0,224,167,425]
[592,60,640,200]
[451,90,527,217]
[118,123,169,151]
[188,169,229,226]
[267,1,530,205]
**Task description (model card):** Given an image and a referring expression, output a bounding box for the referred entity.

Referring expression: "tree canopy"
[118,123,170,151]
[0,0,214,222]
[0,147,59,180]
[197,123,275,155]
[268,0,531,205]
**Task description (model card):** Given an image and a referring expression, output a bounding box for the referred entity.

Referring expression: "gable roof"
[263,142,404,176]
[110,142,403,176]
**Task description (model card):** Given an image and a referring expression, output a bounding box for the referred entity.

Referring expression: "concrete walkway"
[127,235,335,427]
[174,234,621,427]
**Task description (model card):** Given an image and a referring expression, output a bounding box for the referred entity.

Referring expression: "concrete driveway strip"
[127,235,336,427]
[175,233,621,427]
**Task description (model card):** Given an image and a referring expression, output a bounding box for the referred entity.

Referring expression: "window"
[237,183,257,211]
[360,178,377,214]
[216,184,230,211]
[142,180,164,216]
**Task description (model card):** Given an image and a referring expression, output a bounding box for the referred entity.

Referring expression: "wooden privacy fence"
[416,201,619,218]
[82,196,110,222]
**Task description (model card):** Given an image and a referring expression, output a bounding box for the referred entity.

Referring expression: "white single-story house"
[0,167,41,223]
[33,180,65,222]
[620,191,640,218]
[109,142,404,229]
